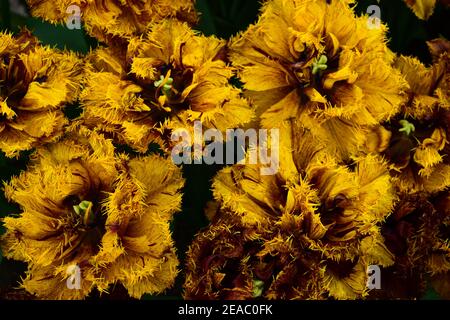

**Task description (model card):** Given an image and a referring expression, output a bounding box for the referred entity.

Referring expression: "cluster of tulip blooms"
[0,0,448,299]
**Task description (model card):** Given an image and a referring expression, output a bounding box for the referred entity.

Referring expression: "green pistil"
[312,55,328,75]
[398,119,415,136]
[154,75,174,95]
[73,200,95,226]
[73,200,89,215]
[252,279,265,298]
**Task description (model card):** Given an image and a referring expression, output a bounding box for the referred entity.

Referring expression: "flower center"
[290,50,340,99]
[73,200,96,227]
[252,279,265,298]
[153,70,176,112]
[1,57,32,108]
[60,194,107,261]
[383,118,437,168]
[311,55,328,75]
[131,63,194,118]
[398,119,415,136]
[154,75,174,96]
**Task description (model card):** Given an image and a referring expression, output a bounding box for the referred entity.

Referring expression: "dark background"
[0,0,449,300]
